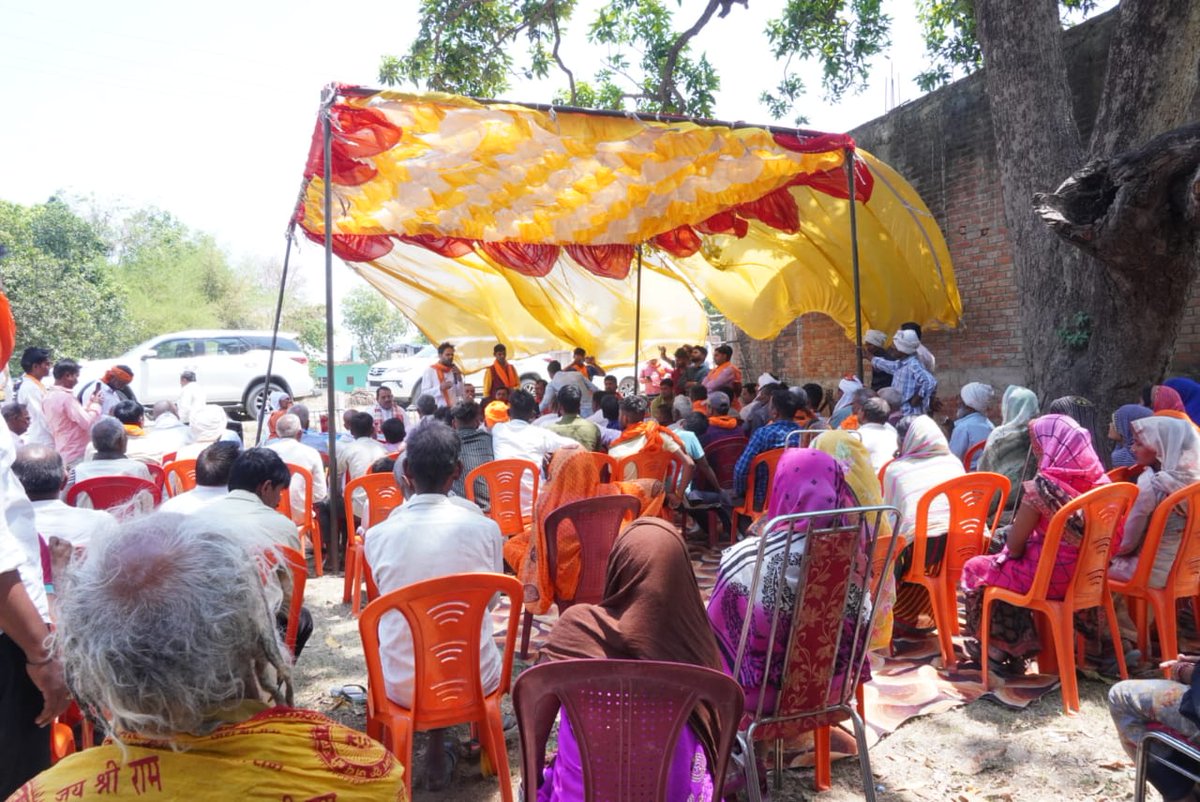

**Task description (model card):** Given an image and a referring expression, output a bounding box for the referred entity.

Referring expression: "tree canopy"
[341,285,414,364]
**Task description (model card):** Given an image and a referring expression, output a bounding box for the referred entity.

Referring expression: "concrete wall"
[730,9,1200,402]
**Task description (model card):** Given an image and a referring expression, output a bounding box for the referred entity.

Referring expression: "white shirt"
[857,422,900,472]
[158,484,228,515]
[177,382,207,424]
[364,493,503,708]
[336,437,389,517]
[491,419,576,511]
[0,425,47,634]
[189,489,300,551]
[268,437,329,522]
[17,376,53,447]
[70,457,152,487]
[29,499,117,551]
[143,414,194,462]
[419,364,465,408]
[541,370,599,417]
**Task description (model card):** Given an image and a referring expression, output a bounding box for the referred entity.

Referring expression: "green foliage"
[0,199,128,373]
[1056,311,1093,350]
[342,285,412,364]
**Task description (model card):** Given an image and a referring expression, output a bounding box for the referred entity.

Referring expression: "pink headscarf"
[765,448,855,525]
[1030,413,1110,495]
[1151,385,1187,413]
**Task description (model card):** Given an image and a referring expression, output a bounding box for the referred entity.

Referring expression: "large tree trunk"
[975,0,1200,429]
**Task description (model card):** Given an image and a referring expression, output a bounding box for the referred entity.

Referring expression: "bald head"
[12,444,66,500]
[152,400,177,420]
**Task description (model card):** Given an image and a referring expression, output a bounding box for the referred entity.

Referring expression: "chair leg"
[1104,596,1130,680]
[979,593,993,690]
[389,717,415,802]
[342,543,356,603]
[1152,593,1177,665]
[1133,597,1149,657]
[927,581,956,669]
[814,726,832,791]
[519,610,533,660]
[848,708,878,802]
[350,548,364,617]
[774,738,784,792]
[310,519,324,578]
[481,702,514,802]
[741,733,763,802]
[1053,608,1078,715]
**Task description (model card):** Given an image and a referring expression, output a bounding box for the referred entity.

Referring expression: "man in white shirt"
[268,413,329,563]
[176,370,206,424]
[69,417,152,490]
[14,348,53,448]
[13,445,117,552]
[857,397,900,472]
[144,401,194,461]
[418,341,465,409]
[491,389,577,513]
[364,420,502,788]
[158,441,238,514]
[540,360,600,418]
[336,411,388,520]
[0,424,68,796]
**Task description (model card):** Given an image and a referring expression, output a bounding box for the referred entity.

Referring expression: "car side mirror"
[141,351,156,360]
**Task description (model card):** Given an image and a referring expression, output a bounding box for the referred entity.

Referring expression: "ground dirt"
[295,574,1147,801]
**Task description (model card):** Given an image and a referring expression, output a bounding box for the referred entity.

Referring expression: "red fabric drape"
[736,188,801,234]
[566,244,634,279]
[695,211,749,239]
[400,234,475,259]
[300,229,394,261]
[478,242,559,277]
[303,104,403,187]
[651,226,703,258]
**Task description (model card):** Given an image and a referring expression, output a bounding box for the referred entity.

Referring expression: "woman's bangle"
[26,654,54,667]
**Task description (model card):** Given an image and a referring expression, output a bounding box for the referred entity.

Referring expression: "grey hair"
[91,416,127,453]
[275,413,301,439]
[55,513,293,743]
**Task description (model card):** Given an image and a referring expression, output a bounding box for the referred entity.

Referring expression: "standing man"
[901,321,937,374]
[419,341,465,409]
[868,329,937,415]
[77,364,136,415]
[15,348,52,447]
[701,344,741,396]
[42,359,102,467]
[639,356,667,397]
[542,360,600,418]
[372,385,401,436]
[177,370,206,424]
[569,347,606,380]
[684,345,710,391]
[482,343,520,403]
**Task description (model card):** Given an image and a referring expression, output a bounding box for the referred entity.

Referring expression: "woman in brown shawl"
[537,518,723,800]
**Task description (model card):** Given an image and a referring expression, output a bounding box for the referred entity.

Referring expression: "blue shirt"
[871,355,937,415]
[949,411,994,468]
[733,420,802,506]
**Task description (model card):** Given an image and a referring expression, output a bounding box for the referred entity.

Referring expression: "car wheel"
[618,376,636,396]
[243,380,289,420]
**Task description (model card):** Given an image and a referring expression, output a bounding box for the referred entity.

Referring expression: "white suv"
[80,330,314,418]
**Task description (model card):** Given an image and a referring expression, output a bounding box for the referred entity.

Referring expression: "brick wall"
[729,9,1200,404]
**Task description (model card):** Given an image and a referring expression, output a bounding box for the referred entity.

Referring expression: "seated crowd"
[10,332,1200,802]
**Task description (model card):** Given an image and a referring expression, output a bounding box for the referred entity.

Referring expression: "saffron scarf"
[708,415,740,429]
[123,423,146,438]
[485,360,519,397]
[610,418,684,453]
[432,361,456,406]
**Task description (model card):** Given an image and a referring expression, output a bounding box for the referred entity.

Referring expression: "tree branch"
[549,5,576,104]
[657,0,744,110]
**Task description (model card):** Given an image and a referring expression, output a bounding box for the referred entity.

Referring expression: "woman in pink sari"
[960,414,1110,672]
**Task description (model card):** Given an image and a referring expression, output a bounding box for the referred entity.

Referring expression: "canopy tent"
[293,87,960,370]
[279,85,962,570]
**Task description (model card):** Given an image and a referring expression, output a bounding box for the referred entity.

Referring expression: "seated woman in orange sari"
[504,449,663,614]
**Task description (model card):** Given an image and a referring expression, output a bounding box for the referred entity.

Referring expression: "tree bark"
[975,0,1200,431]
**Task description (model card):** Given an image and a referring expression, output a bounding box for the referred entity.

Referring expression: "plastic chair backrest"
[146,463,165,493]
[962,440,987,471]
[343,474,404,537]
[359,573,521,728]
[162,459,197,497]
[912,472,1010,579]
[877,458,894,485]
[742,448,785,514]
[513,659,744,802]
[543,495,640,606]
[589,452,617,483]
[161,451,177,465]
[66,476,161,510]
[465,459,539,537]
[705,436,748,490]
[1029,482,1138,606]
[1123,480,1200,597]
[614,449,680,488]
[283,463,315,525]
[277,546,308,654]
[732,505,898,734]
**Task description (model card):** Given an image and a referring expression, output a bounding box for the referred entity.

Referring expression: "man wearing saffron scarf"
[702,391,744,449]
[418,342,465,409]
[77,364,137,416]
[608,395,694,507]
[701,344,741,396]
[482,342,520,402]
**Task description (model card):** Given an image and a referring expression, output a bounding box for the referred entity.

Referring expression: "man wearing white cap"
[740,374,779,435]
[869,329,937,415]
[901,322,937,374]
[950,382,995,468]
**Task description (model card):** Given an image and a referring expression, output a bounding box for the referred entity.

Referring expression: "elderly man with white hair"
[13,445,117,551]
[11,515,406,800]
[867,328,937,415]
[950,382,996,468]
[174,405,237,461]
[267,413,329,558]
[68,417,152,490]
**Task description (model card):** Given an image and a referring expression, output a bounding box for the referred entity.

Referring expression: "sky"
[0,0,1109,347]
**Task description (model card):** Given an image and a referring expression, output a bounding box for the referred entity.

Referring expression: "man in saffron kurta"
[419,341,465,409]
[482,342,520,402]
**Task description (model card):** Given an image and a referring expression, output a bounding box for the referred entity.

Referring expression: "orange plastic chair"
[343,474,404,613]
[146,463,166,494]
[50,720,76,763]
[904,472,1011,668]
[465,459,540,537]
[613,449,685,522]
[66,476,161,511]
[282,463,323,578]
[1108,465,1145,483]
[731,448,784,533]
[277,546,309,655]
[1108,481,1200,663]
[359,572,521,802]
[877,458,894,486]
[162,459,197,497]
[589,452,617,483]
[961,440,987,471]
[980,482,1139,714]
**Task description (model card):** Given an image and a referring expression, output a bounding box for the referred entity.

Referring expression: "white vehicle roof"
[139,329,301,340]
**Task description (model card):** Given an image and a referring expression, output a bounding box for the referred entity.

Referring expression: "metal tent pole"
[846,149,864,381]
[634,245,643,393]
[322,88,342,575]
[255,232,294,446]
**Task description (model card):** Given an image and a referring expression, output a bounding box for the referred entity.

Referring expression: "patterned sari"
[505,449,662,614]
[960,414,1110,658]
